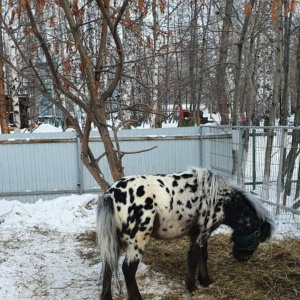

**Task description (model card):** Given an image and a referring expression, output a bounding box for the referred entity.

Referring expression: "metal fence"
[202,125,300,229]
[1,125,300,228]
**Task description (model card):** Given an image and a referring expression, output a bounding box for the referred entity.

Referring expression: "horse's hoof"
[199,278,213,288]
[186,282,197,293]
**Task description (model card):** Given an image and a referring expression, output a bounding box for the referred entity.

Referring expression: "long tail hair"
[96,194,119,274]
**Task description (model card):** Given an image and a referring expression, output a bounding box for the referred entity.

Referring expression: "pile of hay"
[143,234,300,300]
[78,231,300,299]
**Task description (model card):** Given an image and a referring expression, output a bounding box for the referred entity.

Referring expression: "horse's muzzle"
[233,250,253,262]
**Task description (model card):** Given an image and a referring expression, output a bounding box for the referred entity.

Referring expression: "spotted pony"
[97,167,275,300]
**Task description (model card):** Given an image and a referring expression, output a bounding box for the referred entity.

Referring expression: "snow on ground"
[0,194,299,300]
[0,194,187,300]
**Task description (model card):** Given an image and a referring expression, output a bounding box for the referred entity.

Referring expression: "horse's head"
[223,188,275,262]
[231,220,273,262]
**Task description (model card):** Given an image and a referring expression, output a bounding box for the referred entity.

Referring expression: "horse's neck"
[223,199,259,233]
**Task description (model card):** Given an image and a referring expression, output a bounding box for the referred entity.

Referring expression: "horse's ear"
[259,221,272,242]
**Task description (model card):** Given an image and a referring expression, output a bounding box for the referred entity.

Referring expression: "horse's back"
[104,170,204,241]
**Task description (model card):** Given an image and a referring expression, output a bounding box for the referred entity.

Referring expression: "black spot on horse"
[191,196,199,203]
[181,173,194,179]
[199,202,203,210]
[184,182,198,193]
[113,189,127,205]
[172,180,178,187]
[204,217,209,227]
[129,188,135,203]
[116,180,128,189]
[142,217,151,226]
[178,214,183,221]
[186,200,192,209]
[128,203,144,224]
[215,204,222,212]
[166,187,170,194]
[177,200,183,205]
[136,186,145,197]
[144,197,153,210]
[157,179,165,186]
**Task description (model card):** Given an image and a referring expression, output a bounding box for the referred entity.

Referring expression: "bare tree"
[231,0,256,176]
[216,0,233,125]
[262,1,283,200]
[0,0,9,134]
[284,16,300,205]
[0,0,131,190]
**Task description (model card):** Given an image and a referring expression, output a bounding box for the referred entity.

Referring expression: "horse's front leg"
[122,258,142,300]
[101,264,113,300]
[198,240,213,287]
[186,242,201,292]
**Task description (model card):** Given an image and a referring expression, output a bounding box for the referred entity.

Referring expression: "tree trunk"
[216,0,233,125]
[0,2,9,134]
[232,0,256,175]
[283,21,300,204]
[281,0,292,126]
[189,0,197,122]
[280,1,292,196]
[151,0,161,128]
[262,2,283,200]
[8,7,21,133]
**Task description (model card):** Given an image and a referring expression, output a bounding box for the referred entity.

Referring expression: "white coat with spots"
[97,167,275,300]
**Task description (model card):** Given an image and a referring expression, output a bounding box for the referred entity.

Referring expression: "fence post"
[276,128,287,215]
[199,126,203,167]
[77,136,84,194]
[237,127,244,186]
[252,129,256,190]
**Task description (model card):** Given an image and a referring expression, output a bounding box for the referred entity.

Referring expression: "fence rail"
[1,125,300,228]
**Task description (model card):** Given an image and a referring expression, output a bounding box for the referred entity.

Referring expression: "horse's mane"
[190,167,228,203]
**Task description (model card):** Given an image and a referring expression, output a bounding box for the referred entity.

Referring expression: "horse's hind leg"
[101,264,113,300]
[122,258,142,300]
[122,232,151,300]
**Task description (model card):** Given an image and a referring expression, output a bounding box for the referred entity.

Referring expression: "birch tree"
[0,0,9,134]
[216,0,233,125]
[262,0,283,200]
[284,12,300,205]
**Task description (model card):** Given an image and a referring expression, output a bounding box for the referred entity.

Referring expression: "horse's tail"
[96,194,119,274]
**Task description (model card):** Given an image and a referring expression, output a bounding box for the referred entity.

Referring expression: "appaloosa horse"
[96,167,275,300]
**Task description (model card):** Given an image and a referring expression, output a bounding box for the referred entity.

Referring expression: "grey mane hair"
[190,167,229,203]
